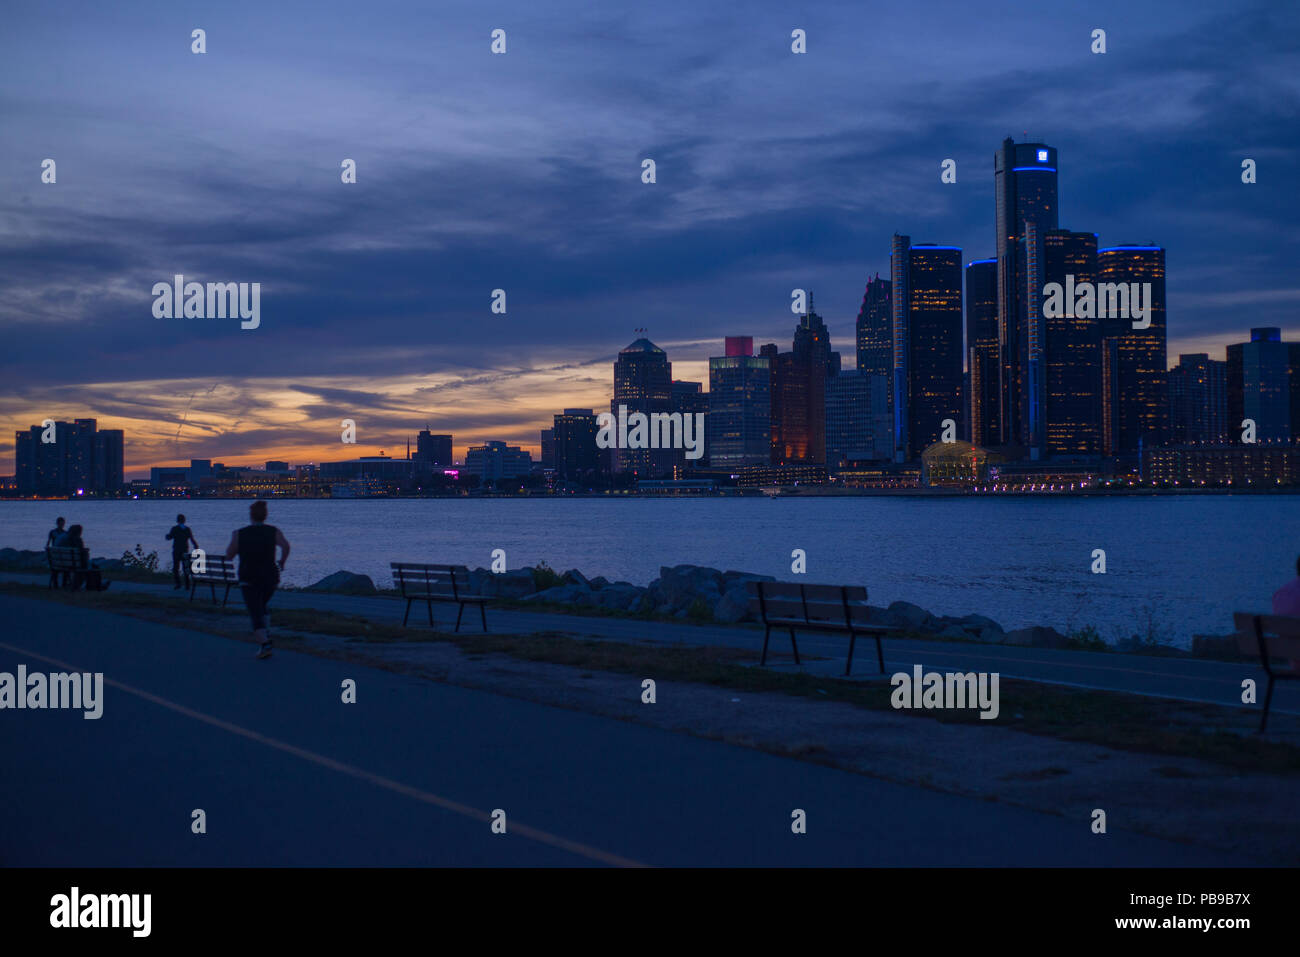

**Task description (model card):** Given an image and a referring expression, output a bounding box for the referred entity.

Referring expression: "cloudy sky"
[2,0,1297,476]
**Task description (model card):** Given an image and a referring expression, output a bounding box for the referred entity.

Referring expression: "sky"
[2,0,1297,477]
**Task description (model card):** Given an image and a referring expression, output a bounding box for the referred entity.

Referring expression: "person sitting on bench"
[56,524,109,591]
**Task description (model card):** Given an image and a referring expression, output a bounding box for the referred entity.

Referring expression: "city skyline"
[3,1,1296,474]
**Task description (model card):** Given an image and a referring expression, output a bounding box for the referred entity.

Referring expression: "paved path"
[3,572,1287,716]
[0,594,1234,865]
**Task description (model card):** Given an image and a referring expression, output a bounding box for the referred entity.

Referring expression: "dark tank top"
[237,523,279,582]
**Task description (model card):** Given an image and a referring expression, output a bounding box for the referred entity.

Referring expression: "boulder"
[881,600,937,632]
[959,613,1005,638]
[937,624,969,641]
[0,548,51,570]
[712,585,753,624]
[493,569,538,599]
[656,565,725,612]
[561,568,591,588]
[306,571,378,595]
[589,576,609,591]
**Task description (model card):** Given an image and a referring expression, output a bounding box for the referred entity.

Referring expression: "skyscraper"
[611,336,674,477]
[965,259,998,447]
[1227,328,1292,442]
[14,418,123,495]
[1040,229,1101,456]
[856,275,892,386]
[825,372,891,468]
[1169,354,1228,445]
[1098,245,1168,455]
[890,236,963,461]
[552,409,600,483]
[539,429,556,470]
[708,339,771,468]
[995,138,1059,447]
[415,431,453,469]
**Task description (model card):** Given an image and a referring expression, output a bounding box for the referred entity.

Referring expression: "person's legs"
[242,580,273,657]
[172,553,184,588]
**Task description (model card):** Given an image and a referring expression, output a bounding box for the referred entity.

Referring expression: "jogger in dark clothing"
[224,500,290,659]
[166,514,199,590]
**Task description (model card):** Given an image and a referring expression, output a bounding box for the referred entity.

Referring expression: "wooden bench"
[190,555,239,606]
[46,546,85,589]
[391,563,488,632]
[1233,612,1300,733]
[746,581,895,675]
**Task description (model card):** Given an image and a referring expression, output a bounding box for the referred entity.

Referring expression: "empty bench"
[1233,612,1300,733]
[391,563,488,632]
[746,581,896,676]
[190,555,239,606]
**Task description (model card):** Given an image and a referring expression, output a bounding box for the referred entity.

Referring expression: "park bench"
[1233,612,1300,733]
[391,562,488,632]
[46,546,85,589]
[746,581,896,676]
[190,555,240,606]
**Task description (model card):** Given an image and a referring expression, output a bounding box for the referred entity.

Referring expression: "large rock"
[307,570,377,595]
[0,548,52,570]
[561,568,591,588]
[492,569,538,599]
[959,613,1005,639]
[656,565,725,612]
[524,584,594,606]
[713,585,753,624]
[881,600,937,632]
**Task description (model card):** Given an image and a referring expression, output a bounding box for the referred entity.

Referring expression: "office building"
[611,337,675,477]
[826,372,891,468]
[995,138,1059,446]
[965,259,999,447]
[552,410,600,483]
[708,339,771,468]
[1039,229,1101,456]
[1169,354,1228,445]
[891,236,964,461]
[1098,245,1168,455]
[463,442,533,482]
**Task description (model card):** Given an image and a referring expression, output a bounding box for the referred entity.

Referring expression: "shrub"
[531,560,564,591]
[121,544,159,573]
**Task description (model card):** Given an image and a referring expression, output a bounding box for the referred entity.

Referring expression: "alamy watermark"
[50,887,150,937]
[890,665,999,720]
[596,404,705,460]
[1042,275,1152,329]
[0,666,103,718]
[152,274,261,329]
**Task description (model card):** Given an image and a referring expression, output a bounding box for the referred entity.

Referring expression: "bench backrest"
[194,555,238,581]
[745,580,870,626]
[1233,612,1300,673]
[391,563,471,599]
[46,546,86,570]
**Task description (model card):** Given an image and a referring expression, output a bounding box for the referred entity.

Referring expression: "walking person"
[166,514,199,590]
[224,500,290,659]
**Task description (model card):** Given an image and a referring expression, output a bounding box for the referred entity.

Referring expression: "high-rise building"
[1040,229,1101,456]
[856,274,892,386]
[1227,328,1292,442]
[552,410,600,483]
[891,236,963,461]
[14,418,124,495]
[793,297,841,377]
[539,429,555,470]
[1098,245,1168,455]
[965,259,998,447]
[611,337,675,477]
[415,431,454,469]
[1169,354,1228,445]
[826,373,891,468]
[995,138,1059,447]
[708,340,771,468]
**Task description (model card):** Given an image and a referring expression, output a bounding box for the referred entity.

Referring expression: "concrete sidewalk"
[0,594,1237,866]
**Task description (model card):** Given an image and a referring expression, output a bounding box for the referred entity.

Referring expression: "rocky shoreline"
[0,547,1239,659]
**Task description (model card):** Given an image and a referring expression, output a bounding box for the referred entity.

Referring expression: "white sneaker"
[256,641,272,659]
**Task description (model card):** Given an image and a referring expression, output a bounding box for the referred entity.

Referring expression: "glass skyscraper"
[965,259,998,447]
[1098,245,1168,455]
[890,236,963,461]
[995,138,1059,448]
